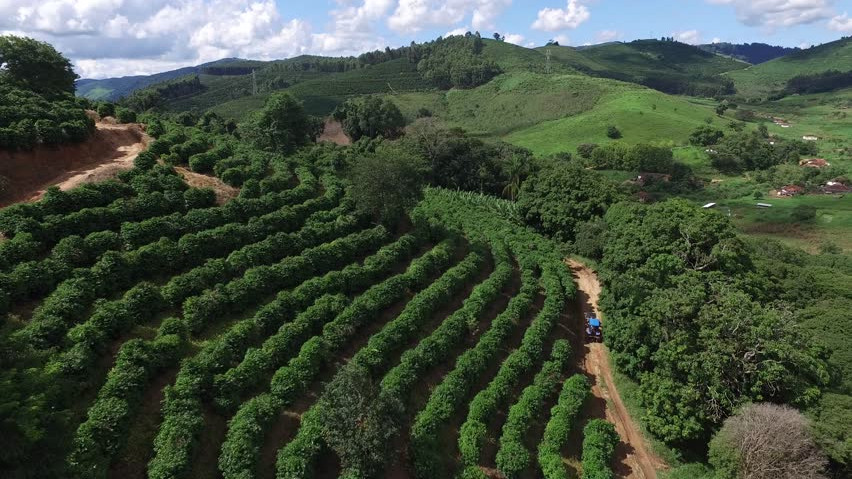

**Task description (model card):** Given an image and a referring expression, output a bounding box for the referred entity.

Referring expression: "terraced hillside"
[0,123,633,479]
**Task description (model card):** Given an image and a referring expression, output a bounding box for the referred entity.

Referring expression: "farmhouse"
[779,185,805,196]
[800,158,830,168]
[822,182,851,194]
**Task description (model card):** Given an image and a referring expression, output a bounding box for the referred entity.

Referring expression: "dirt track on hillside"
[0,119,149,206]
[317,118,351,146]
[567,259,666,479]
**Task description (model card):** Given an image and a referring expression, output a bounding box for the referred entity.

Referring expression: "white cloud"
[504,33,525,45]
[595,29,620,43]
[388,0,511,34]
[712,37,722,43]
[553,34,571,45]
[0,0,399,78]
[673,29,701,44]
[532,0,590,32]
[444,26,470,37]
[828,12,852,32]
[707,0,835,29]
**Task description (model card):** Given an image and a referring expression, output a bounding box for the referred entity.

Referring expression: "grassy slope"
[541,40,747,84]
[727,37,852,98]
[390,72,610,136]
[504,84,721,155]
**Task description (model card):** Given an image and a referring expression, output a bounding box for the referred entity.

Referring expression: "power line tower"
[252,69,257,95]
[545,48,552,74]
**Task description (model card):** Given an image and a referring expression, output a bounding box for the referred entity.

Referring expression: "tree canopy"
[240,92,314,153]
[0,35,77,97]
[333,96,405,141]
[516,165,621,242]
[347,142,429,222]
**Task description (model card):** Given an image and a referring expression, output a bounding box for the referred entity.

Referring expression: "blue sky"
[1,0,850,78]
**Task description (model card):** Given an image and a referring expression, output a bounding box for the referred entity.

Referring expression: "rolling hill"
[75,58,260,101]
[697,42,798,64]
[726,37,852,98]
[541,39,748,96]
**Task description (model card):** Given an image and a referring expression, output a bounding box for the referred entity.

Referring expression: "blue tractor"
[585,312,602,343]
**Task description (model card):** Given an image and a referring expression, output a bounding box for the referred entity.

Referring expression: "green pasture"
[504,87,720,155]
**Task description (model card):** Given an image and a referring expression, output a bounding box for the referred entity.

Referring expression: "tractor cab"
[585,312,602,343]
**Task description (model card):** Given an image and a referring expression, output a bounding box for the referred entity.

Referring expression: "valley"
[1,23,850,479]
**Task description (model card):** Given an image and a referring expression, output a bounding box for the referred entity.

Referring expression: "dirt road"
[317,118,351,146]
[0,120,148,206]
[567,259,666,479]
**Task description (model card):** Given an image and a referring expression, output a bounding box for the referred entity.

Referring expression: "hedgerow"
[457,263,569,476]
[538,375,590,479]
[147,233,425,479]
[222,240,458,479]
[495,340,573,479]
[68,318,189,478]
[581,419,619,479]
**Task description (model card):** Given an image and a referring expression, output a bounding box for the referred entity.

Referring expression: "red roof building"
[800,158,830,168]
[822,183,851,194]
[779,185,805,196]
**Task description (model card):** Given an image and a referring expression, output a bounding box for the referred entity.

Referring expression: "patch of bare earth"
[174,167,240,205]
[317,119,351,146]
[0,118,149,207]
[566,259,667,479]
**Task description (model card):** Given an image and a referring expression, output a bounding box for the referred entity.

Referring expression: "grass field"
[724,194,852,252]
[726,37,852,98]
[504,86,721,155]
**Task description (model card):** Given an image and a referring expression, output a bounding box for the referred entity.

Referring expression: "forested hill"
[697,42,798,64]
[78,37,753,112]
[725,36,852,98]
[76,58,260,101]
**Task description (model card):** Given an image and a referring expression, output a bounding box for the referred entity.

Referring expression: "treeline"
[200,66,255,76]
[786,69,852,95]
[122,75,206,111]
[697,42,798,64]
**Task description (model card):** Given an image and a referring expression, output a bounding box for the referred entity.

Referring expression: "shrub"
[581,419,619,479]
[115,108,137,124]
[606,125,622,139]
[538,375,590,479]
[709,403,827,479]
[577,143,599,159]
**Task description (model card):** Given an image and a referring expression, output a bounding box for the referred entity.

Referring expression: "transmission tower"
[545,49,552,74]
[252,69,257,95]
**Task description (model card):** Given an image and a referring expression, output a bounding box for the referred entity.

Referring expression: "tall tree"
[0,35,77,97]
[240,92,313,153]
[348,142,428,223]
[333,96,405,141]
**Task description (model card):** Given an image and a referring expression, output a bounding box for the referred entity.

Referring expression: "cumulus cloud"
[388,0,511,33]
[828,12,852,32]
[673,29,702,44]
[504,33,525,45]
[532,0,590,32]
[595,29,621,43]
[707,0,835,29]
[0,0,397,78]
[552,34,571,45]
